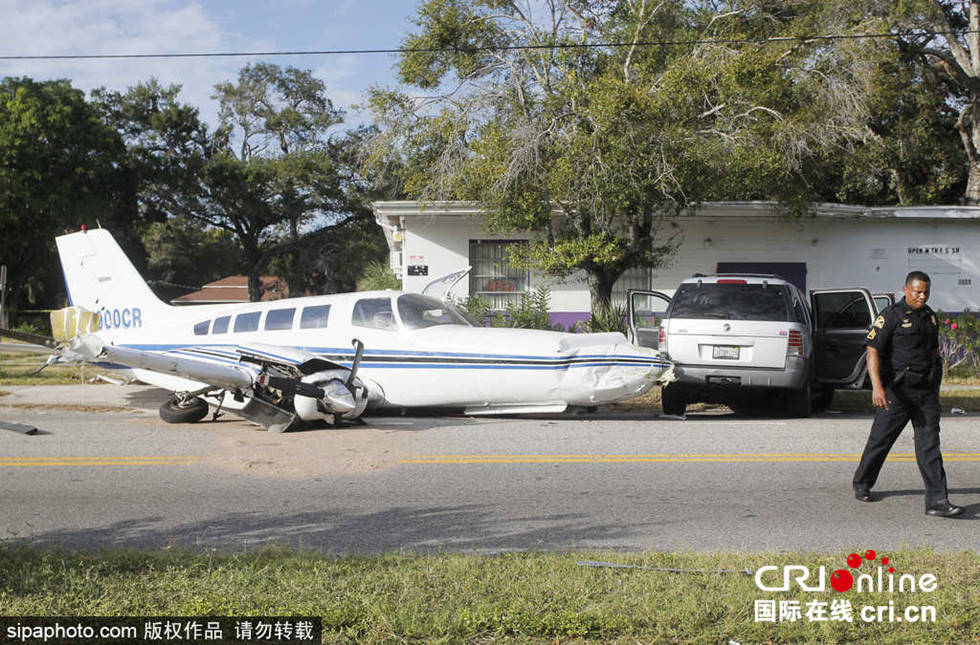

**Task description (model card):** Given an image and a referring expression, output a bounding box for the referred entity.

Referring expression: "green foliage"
[576,303,628,335]
[454,287,561,330]
[501,287,562,331]
[3,546,980,643]
[0,77,127,314]
[937,310,980,373]
[452,294,505,327]
[355,261,401,291]
[96,65,378,301]
[140,220,241,299]
[370,1,880,309]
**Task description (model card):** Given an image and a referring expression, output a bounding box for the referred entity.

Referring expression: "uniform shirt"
[866,299,939,382]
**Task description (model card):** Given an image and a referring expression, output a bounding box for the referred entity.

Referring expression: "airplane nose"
[572,343,667,405]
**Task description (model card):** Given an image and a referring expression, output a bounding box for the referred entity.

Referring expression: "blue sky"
[0,0,422,127]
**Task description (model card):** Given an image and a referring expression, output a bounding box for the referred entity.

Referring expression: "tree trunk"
[967,161,980,204]
[586,268,621,314]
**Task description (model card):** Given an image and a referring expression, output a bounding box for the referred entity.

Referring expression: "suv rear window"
[669,283,791,321]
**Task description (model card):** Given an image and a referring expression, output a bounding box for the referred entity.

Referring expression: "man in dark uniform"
[852,271,962,517]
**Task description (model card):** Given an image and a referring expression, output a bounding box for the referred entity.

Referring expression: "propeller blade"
[347,338,364,387]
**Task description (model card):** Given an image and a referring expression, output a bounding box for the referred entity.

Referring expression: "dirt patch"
[0,402,131,413]
[198,419,410,479]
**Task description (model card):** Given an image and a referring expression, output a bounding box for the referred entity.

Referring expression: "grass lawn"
[1,546,978,643]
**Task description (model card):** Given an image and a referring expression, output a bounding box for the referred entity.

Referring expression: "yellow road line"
[399,453,980,465]
[0,456,200,467]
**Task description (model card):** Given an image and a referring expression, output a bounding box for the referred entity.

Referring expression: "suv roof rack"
[689,273,785,280]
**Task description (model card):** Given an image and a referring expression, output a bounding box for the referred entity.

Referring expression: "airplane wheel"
[159,396,209,424]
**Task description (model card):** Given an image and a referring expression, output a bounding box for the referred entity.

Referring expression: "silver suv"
[627,275,878,417]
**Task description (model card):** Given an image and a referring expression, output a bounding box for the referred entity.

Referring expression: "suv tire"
[812,388,835,412]
[784,383,811,418]
[661,385,687,416]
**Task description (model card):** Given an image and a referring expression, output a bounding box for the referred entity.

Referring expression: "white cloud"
[0,0,270,126]
[0,0,411,129]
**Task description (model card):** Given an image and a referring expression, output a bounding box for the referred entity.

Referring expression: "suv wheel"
[661,385,687,416]
[784,383,812,418]
[812,388,835,412]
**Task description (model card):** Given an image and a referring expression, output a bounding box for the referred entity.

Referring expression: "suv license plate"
[713,345,739,360]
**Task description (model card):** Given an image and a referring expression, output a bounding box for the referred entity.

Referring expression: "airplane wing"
[67,334,369,432]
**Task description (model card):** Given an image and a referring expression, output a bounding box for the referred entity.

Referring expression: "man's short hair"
[906,270,931,285]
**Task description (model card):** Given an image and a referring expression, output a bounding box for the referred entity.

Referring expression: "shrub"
[355,261,401,291]
[936,309,980,373]
[574,303,627,335]
[454,287,562,331]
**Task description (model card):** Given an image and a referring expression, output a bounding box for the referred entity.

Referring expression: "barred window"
[468,240,529,309]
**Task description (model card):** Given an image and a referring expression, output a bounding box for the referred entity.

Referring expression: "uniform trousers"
[852,384,949,509]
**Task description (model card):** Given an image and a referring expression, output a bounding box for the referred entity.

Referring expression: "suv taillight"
[787,329,803,356]
[658,324,667,353]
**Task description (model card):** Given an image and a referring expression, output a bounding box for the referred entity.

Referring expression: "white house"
[372,200,980,325]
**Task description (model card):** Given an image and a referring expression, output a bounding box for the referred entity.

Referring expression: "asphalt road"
[2,384,979,554]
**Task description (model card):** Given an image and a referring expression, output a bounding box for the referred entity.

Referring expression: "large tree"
[0,77,126,321]
[368,0,872,309]
[97,66,384,301]
[886,0,980,202]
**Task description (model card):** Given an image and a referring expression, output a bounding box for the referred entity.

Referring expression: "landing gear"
[159,395,209,423]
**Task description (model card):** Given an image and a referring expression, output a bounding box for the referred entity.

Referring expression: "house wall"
[378,203,979,315]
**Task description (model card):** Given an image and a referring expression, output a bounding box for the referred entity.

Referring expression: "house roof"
[171,276,288,305]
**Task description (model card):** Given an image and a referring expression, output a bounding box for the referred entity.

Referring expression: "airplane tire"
[159,397,209,424]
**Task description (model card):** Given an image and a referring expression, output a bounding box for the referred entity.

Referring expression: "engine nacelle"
[293,369,368,422]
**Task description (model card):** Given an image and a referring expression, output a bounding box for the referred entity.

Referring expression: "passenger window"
[233,311,261,333]
[814,293,872,329]
[212,316,230,334]
[265,308,295,331]
[193,320,210,336]
[300,305,331,329]
[352,298,397,330]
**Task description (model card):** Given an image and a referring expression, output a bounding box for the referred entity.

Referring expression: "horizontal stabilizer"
[0,327,58,348]
[50,306,100,342]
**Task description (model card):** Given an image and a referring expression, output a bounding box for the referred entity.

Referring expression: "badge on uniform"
[902,319,912,328]
[931,314,937,325]
[868,328,877,340]
[873,315,885,329]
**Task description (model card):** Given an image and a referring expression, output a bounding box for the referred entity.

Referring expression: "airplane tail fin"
[55,228,171,331]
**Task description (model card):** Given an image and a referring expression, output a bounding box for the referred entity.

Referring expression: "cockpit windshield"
[397,294,472,330]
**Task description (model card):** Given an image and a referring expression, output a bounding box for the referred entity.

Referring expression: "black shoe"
[854,489,876,503]
[925,503,964,518]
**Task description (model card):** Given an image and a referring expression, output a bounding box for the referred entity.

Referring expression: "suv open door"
[872,292,895,314]
[626,289,672,349]
[810,288,877,393]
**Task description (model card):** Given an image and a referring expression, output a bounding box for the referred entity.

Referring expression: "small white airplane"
[5,227,669,431]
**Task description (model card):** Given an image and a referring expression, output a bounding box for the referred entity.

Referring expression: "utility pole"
[0,265,7,328]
